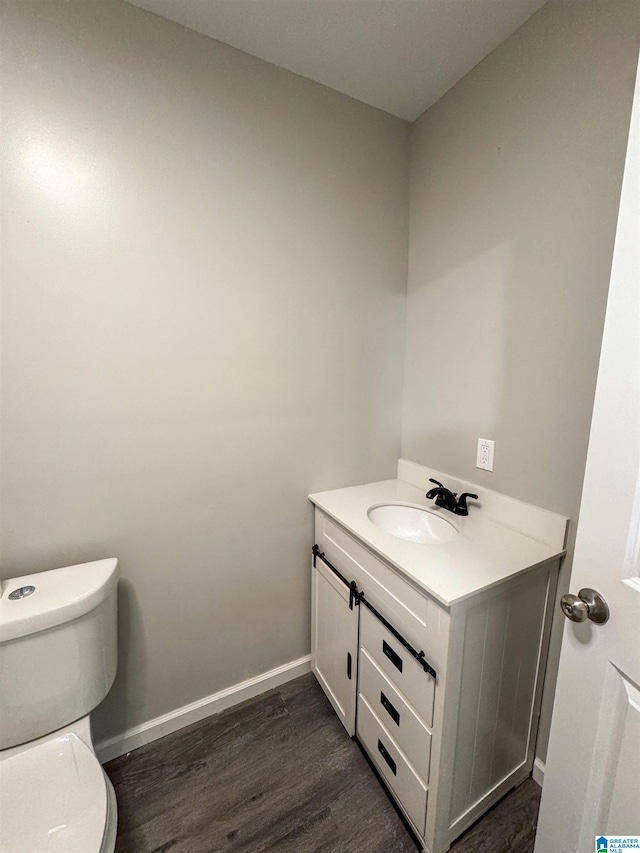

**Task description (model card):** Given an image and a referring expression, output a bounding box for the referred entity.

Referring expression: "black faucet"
[425,479,458,512]
[425,479,478,516]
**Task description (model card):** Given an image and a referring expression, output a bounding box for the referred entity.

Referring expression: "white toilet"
[0,558,120,853]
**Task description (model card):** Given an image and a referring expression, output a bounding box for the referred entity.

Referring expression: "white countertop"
[309,478,566,607]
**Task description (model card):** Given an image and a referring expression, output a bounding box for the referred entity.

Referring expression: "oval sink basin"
[367,502,458,544]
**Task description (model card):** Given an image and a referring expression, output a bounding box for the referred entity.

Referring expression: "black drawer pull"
[383,640,403,672]
[380,691,400,726]
[377,739,397,775]
[347,652,352,680]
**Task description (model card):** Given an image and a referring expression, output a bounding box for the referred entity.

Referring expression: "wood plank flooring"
[106,673,541,853]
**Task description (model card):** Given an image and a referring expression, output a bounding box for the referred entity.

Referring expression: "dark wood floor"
[106,673,541,853]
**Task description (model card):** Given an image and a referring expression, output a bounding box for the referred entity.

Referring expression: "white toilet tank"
[0,558,119,751]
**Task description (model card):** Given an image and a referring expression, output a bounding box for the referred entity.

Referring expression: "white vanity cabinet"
[311,505,562,853]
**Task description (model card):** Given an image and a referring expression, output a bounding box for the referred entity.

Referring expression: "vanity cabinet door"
[311,559,358,735]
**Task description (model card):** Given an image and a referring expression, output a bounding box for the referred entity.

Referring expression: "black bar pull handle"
[312,547,437,680]
[377,739,397,775]
[382,640,403,673]
[347,652,352,680]
[380,691,400,726]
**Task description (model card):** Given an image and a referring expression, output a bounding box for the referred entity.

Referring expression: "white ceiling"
[127,0,547,121]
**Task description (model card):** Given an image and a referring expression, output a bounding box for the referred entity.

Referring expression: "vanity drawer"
[360,606,435,728]
[359,647,432,782]
[357,694,428,836]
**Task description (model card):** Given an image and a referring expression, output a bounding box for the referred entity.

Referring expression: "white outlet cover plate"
[477,438,495,471]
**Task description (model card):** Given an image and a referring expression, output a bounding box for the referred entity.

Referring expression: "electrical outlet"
[476,438,495,472]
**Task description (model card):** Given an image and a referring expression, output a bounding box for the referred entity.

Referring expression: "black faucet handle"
[426,478,444,499]
[454,492,479,516]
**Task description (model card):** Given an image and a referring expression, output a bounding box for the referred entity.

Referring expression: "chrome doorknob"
[560,588,609,624]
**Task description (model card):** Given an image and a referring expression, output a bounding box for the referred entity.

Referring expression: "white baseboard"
[95,654,311,764]
[532,756,545,787]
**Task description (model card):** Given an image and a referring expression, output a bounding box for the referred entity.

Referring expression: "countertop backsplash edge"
[397,459,568,551]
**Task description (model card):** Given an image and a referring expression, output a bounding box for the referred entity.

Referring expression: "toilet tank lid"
[0,558,119,644]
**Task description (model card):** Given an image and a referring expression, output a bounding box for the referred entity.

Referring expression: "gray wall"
[403,0,640,760]
[2,0,638,766]
[0,0,409,742]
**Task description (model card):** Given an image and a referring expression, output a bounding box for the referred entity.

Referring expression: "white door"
[534,56,640,853]
[311,558,359,735]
